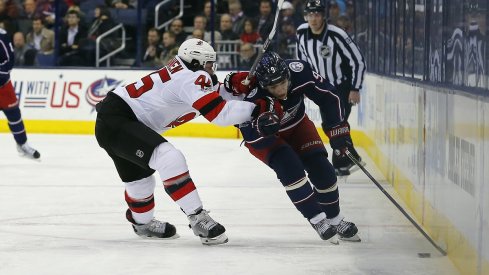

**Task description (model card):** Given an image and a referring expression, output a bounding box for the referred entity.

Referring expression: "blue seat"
[110,9,146,26]
[36,53,55,66]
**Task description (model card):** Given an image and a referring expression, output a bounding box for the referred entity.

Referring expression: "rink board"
[362,74,489,275]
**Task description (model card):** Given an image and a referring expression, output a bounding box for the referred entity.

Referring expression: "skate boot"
[187,208,228,245]
[309,213,337,243]
[17,142,40,160]
[126,209,178,239]
[332,218,360,242]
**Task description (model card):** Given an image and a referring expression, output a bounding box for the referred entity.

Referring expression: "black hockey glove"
[210,74,219,86]
[325,122,353,157]
[251,96,283,137]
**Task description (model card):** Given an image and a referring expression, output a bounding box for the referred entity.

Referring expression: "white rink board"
[361,74,489,273]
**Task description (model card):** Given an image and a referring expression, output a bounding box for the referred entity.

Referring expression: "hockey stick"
[344,149,448,256]
[242,0,285,85]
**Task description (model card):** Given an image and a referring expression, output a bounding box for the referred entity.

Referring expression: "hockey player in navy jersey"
[224,51,360,242]
[0,28,40,160]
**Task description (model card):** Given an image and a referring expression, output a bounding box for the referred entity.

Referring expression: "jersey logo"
[320,45,332,58]
[246,88,258,98]
[166,112,197,128]
[289,62,304,72]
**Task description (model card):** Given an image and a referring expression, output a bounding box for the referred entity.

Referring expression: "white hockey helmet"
[178,38,217,71]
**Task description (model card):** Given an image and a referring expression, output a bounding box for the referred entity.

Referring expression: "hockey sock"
[269,146,323,220]
[163,171,202,215]
[148,143,203,215]
[3,106,27,145]
[125,192,155,224]
[303,152,340,218]
[124,176,157,224]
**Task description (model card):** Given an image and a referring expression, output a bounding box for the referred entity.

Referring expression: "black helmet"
[255,52,290,88]
[304,0,326,14]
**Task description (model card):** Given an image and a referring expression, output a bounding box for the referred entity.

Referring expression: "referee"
[296,0,366,176]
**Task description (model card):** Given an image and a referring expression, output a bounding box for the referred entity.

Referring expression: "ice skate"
[187,208,228,245]
[17,142,40,160]
[126,209,179,239]
[332,218,360,242]
[310,215,337,243]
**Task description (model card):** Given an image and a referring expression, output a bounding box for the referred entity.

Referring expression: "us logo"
[85,77,123,111]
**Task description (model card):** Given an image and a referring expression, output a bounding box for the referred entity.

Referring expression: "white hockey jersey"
[113,57,255,134]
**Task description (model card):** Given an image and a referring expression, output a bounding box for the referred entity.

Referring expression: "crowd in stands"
[1,0,355,68]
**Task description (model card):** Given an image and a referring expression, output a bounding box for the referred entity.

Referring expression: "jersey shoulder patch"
[289,62,304,72]
[0,28,6,35]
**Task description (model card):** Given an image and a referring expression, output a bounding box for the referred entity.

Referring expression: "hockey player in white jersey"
[95,38,282,245]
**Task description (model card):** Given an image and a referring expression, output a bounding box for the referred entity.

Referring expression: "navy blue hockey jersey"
[0,28,14,86]
[241,59,345,141]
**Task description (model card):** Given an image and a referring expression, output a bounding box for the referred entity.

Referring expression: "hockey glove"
[224,72,256,96]
[251,96,283,137]
[325,122,353,157]
[210,74,219,86]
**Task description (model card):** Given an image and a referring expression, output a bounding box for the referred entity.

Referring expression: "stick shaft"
[345,150,447,256]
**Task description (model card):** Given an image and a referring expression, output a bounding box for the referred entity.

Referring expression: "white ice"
[0,134,459,275]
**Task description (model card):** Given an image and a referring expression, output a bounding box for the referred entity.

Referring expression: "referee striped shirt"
[296,23,366,91]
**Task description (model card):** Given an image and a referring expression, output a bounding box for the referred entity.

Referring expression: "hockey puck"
[417,253,431,258]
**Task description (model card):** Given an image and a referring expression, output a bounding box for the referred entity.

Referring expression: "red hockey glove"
[325,122,353,156]
[224,72,257,96]
[251,96,284,137]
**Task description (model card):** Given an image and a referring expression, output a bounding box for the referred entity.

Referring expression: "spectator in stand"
[257,0,274,41]
[159,31,178,65]
[13,31,35,66]
[228,0,245,35]
[278,17,296,59]
[240,18,261,44]
[219,13,239,40]
[280,1,303,27]
[20,0,36,19]
[105,0,135,9]
[142,27,163,67]
[58,10,87,66]
[65,4,87,28]
[82,5,117,66]
[238,42,257,69]
[35,0,68,29]
[169,18,186,46]
[191,15,221,44]
[26,17,54,54]
[336,15,352,35]
[328,0,340,25]
[0,0,20,34]
[191,28,204,40]
[202,0,220,32]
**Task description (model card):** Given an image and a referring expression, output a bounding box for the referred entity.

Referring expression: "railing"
[155,0,184,31]
[96,23,126,67]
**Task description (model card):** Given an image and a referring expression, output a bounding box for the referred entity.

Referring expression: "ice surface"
[0,134,459,275]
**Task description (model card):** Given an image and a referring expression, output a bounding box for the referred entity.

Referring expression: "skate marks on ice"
[0,134,458,275]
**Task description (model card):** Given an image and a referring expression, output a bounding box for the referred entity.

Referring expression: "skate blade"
[328,234,339,245]
[18,153,41,162]
[200,233,228,245]
[339,234,361,242]
[138,233,180,240]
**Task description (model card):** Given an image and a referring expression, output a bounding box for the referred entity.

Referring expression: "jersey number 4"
[126,69,212,98]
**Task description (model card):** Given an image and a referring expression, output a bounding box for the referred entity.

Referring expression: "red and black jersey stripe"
[192,92,226,122]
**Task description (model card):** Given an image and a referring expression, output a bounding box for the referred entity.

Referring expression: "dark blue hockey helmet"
[304,0,326,14]
[255,52,290,88]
